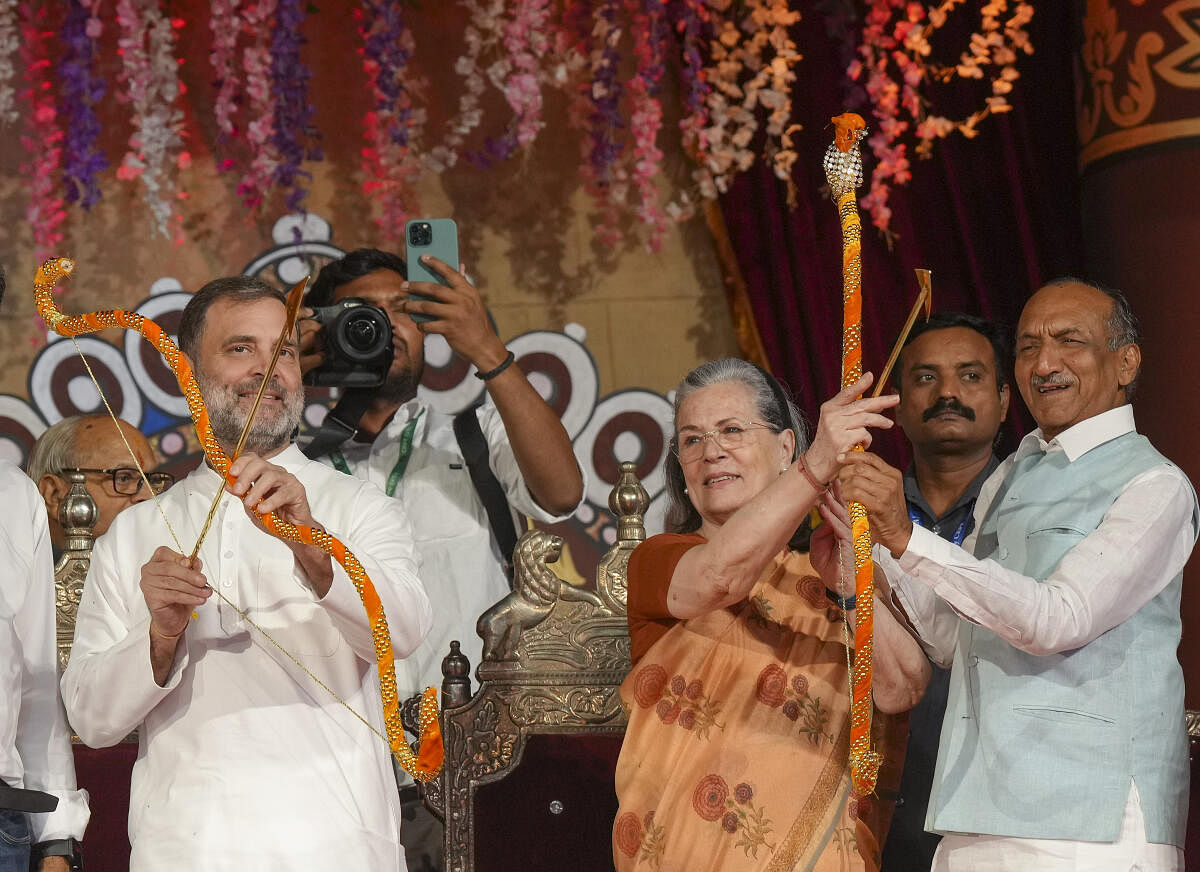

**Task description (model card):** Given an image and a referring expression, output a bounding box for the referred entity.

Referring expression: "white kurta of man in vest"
[61,445,432,871]
[879,405,1197,870]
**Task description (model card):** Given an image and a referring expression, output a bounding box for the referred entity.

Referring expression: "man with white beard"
[61,276,431,871]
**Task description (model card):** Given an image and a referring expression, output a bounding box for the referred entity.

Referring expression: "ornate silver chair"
[422,461,647,872]
[53,471,99,670]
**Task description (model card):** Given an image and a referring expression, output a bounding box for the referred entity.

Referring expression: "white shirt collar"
[382,398,425,437]
[1016,404,1136,463]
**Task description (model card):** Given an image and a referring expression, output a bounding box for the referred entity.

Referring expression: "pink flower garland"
[209,0,244,153]
[851,0,1035,234]
[114,0,188,239]
[501,0,549,149]
[236,0,279,211]
[18,1,65,262]
[626,0,668,252]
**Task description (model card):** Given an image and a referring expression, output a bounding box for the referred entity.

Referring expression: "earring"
[683,487,688,494]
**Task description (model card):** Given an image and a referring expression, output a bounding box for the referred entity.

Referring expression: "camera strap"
[453,406,519,586]
[301,387,376,460]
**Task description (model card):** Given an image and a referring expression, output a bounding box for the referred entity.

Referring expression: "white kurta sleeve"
[13,481,89,841]
[894,465,1197,656]
[314,479,431,661]
[61,520,189,749]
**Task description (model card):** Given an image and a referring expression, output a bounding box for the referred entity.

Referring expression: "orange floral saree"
[614,534,878,872]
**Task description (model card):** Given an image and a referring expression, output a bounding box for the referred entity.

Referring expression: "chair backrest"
[424,461,648,872]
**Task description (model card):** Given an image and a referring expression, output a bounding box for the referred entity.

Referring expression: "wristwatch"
[32,837,83,871]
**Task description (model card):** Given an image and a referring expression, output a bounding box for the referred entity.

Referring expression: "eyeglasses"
[61,467,176,496]
[672,420,775,463]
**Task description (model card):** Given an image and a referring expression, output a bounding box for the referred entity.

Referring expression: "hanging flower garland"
[425,0,503,172]
[209,0,244,156]
[626,0,669,251]
[494,0,550,158]
[662,0,711,223]
[357,0,426,237]
[19,0,65,261]
[702,0,802,198]
[270,0,322,215]
[114,0,188,239]
[60,0,107,210]
[580,0,627,250]
[0,0,18,126]
[850,0,1035,234]
[237,0,280,211]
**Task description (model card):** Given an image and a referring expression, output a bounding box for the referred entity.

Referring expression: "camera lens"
[334,307,392,363]
[346,317,380,351]
[409,222,433,247]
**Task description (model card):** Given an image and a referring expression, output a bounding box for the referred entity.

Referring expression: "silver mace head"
[823,127,867,199]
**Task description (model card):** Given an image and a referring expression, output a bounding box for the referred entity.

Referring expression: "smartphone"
[404,218,459,323]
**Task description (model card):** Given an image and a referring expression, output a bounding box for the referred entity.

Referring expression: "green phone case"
[404,218,459,323]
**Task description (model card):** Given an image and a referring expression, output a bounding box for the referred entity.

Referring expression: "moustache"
[1031,374,1074,389]
[232,376,289,399]
[923,397,976,422]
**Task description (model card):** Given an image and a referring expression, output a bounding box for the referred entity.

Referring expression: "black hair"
[178,275,285,358]
[897,311,1011,393]
[306,248,408,308]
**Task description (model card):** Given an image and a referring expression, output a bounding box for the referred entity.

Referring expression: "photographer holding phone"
[300,245,584,870]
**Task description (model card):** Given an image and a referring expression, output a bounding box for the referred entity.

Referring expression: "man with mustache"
[843,279,1198,871]
[879,312,1010,872]
[299,248,583,869]
[62,276,432,871]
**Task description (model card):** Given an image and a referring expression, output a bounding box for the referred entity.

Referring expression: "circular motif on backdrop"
[124,291,193,418]
[573,389,673,508]
[507,331,598,440]
[242,241,346,287]
[0,394,47,468]
[419,333,484,414]
[29,336,142,427]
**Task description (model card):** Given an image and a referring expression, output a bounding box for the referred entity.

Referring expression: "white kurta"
[0,461,89,842]
[61,445,431,872]
[325,400,581,702]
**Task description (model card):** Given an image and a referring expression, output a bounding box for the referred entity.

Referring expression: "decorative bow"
[824,113,882,797]
[34,256,442,782]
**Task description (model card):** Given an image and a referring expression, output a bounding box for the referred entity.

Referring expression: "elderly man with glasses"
[27,415,173,559]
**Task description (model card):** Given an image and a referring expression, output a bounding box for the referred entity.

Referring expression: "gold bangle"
[796,455,830,492]
[150,623,184,642]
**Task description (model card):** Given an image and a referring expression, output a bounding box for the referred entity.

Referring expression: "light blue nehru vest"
[927,431,1197,846]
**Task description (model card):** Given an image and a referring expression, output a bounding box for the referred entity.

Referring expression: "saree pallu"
[614,543,878,872]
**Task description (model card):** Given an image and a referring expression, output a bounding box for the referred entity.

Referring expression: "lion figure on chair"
[477,529,603,662]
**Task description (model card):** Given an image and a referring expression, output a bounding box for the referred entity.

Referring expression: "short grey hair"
[664,358,809,534]
[26,416,92,481]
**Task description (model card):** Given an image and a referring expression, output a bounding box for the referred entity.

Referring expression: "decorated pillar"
[1075,0,1200,704]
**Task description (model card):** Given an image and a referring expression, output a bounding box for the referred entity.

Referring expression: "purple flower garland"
[59,0,107,209]
[270,0,322,215]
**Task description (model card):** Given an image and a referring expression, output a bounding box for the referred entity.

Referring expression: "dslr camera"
[302,297,394,389]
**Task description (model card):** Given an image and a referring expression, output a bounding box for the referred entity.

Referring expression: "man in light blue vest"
[841,279,1198,871]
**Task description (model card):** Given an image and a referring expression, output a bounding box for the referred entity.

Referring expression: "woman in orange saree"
[613,359,930,872]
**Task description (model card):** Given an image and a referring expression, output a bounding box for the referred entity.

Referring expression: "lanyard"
[908,503,972,547]
[330,409,424,498]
